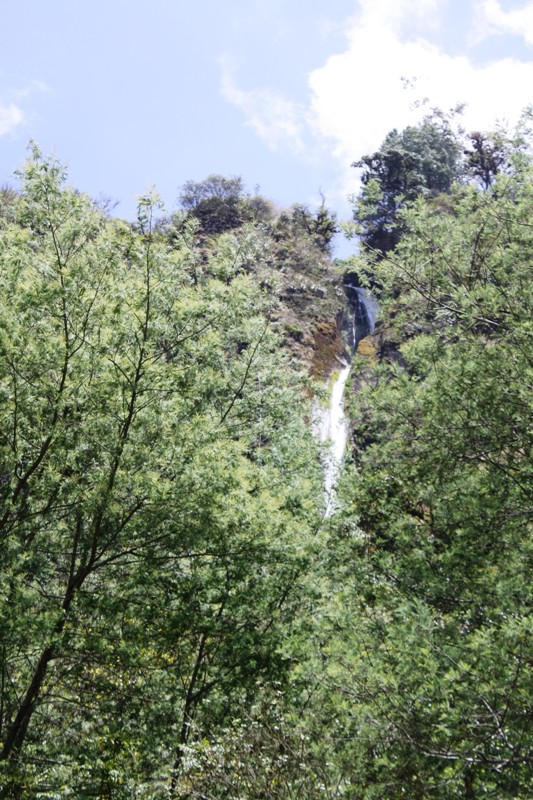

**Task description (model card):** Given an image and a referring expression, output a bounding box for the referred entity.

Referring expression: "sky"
[2,0,533,255]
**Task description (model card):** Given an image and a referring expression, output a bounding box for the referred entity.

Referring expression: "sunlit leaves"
[323,150,533,798]
[0,149,322,797]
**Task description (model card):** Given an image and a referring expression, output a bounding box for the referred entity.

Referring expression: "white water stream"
[313,283,378,516]
[315,364,351,516]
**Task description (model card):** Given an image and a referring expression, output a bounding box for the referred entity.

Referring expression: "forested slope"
[1,118,533,799]
[0,149,326,797]
[323,116,533,798]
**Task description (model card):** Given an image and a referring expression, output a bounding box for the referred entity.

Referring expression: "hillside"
[1,122,532,799]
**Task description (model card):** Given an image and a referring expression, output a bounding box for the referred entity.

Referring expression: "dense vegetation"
[1,113,532,798]
[326,118,533,797]
[0,150,324,797]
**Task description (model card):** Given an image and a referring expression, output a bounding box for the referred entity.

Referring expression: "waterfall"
[315,284,378,516]
[344,285,377,347]
[316,364,351,516]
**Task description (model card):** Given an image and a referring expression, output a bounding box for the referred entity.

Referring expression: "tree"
[178,174,251,234]
[352,114,463,256]
[284,203,338,254]
[179,174,246,209]
[463,130,508,189]
[0,149,322,797]
[323,150,533,797]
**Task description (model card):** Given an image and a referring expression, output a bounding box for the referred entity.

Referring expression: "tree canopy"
[1,122,533,799]
[323,139,533,798]
[176,174,276,235]
[352,113,463,256]
[0,148,323,797]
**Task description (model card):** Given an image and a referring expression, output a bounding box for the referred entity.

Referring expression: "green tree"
[178,174,250,235]
[0,149,322,797]
[177,174,277,237]
[323,150,533,797]
[179,174,246,209]
[463,130,508,189]
[281,203,338,255]
[352,113,463,256]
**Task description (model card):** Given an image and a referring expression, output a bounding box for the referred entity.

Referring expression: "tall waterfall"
[315,285,377,516]
[316,364,351,516]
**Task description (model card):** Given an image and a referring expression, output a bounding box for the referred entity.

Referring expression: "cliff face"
[271,259,378,381]
[172,197,375,382]
[269,249,348,379]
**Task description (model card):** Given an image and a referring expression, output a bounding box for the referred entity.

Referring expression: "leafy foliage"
[324,151,533,798]
[352,114,463,256]
[177,174,275,236]
[276,203,338,255]
[3,125,533,800]
[0,149,322,797]
[463,130,508,189]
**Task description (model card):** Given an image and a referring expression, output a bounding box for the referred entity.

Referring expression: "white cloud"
[0,103,24,136]
[220,0,533,217]
[220,58,310,155]
[308,0,533,211]
[10,80,51,101]
[0,82,48,137]
[355,0,442,33]
[476,0,533,46]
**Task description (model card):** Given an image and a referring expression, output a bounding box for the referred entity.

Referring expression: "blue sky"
[2,0,533,254]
